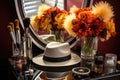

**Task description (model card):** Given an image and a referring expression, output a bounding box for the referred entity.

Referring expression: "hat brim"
[32,52,81,72]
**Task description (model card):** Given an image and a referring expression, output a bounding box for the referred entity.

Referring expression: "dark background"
[0,0,17,67]
[0,0,120,79]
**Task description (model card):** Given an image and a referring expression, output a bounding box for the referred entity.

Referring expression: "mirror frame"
[14,0,93,50]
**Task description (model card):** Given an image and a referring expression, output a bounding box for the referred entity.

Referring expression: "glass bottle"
[23,25,33,69]
[94,51,104,74]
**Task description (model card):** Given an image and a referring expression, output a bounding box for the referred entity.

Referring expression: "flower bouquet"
[63,1,116,68]
[30,4,68,42]
[64,1,116,54]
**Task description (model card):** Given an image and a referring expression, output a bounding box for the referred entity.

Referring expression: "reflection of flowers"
[30,4,68,32]
[64,1,116,41]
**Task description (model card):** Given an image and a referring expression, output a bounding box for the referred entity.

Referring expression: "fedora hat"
[32,41,81,72]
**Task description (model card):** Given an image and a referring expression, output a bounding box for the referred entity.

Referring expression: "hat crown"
[44,42,70,58]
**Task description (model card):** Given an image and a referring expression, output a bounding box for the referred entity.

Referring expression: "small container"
[94,51,104,74]
[104,53,117,74]
[72,67,90,79]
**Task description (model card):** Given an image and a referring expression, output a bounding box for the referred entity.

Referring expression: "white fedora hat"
[32,41,81,72]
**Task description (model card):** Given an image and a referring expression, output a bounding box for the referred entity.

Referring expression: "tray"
[32,70,120,80]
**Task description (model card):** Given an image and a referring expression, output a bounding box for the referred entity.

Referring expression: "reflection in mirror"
[25,0,68,42]
[14,0,93,50]
[24,0,70,44]
[30,4,73,43]
[23,0,64,17]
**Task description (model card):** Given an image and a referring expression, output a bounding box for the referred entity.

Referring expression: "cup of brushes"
[7,19,23,58]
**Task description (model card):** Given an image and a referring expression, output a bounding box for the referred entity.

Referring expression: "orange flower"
[63,1,116,41]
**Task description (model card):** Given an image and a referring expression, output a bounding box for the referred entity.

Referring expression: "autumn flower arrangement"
[30,4,68,32]
[63,1,116,55]
[64,1,116,41]
[30,4,68,42]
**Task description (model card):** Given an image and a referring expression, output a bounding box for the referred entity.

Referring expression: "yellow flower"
[55,12,68,29]
[30,16,40,33]
[63,14,76,37]
[92,1,114,22]
[37,4,50,16]
[105,19,116,37]
[70,5,79,14]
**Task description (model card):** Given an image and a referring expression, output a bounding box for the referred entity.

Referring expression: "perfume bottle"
[94,51,104,74]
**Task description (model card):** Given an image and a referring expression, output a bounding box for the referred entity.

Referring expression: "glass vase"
[80,37,98,70]
[50,30,64,42]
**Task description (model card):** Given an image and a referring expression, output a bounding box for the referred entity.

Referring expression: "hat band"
[43,55,71,62]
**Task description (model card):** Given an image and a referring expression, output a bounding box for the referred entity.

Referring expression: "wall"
[65,0,83,11]
[0,0,18,75]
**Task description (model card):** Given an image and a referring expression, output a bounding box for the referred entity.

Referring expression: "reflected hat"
[32,41,81,72]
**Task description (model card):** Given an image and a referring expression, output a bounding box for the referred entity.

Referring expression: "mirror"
[14,0,93,50]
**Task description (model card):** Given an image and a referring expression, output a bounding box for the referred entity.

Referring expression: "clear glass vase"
[50,30,64,42]
[80,37,98,70]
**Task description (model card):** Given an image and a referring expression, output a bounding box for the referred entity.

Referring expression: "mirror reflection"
[23,0,77,43]
[30,4,72,43]
[15,0,93,49]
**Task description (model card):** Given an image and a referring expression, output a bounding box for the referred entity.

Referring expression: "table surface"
[9,58,120,80]
[32,70,120,80]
